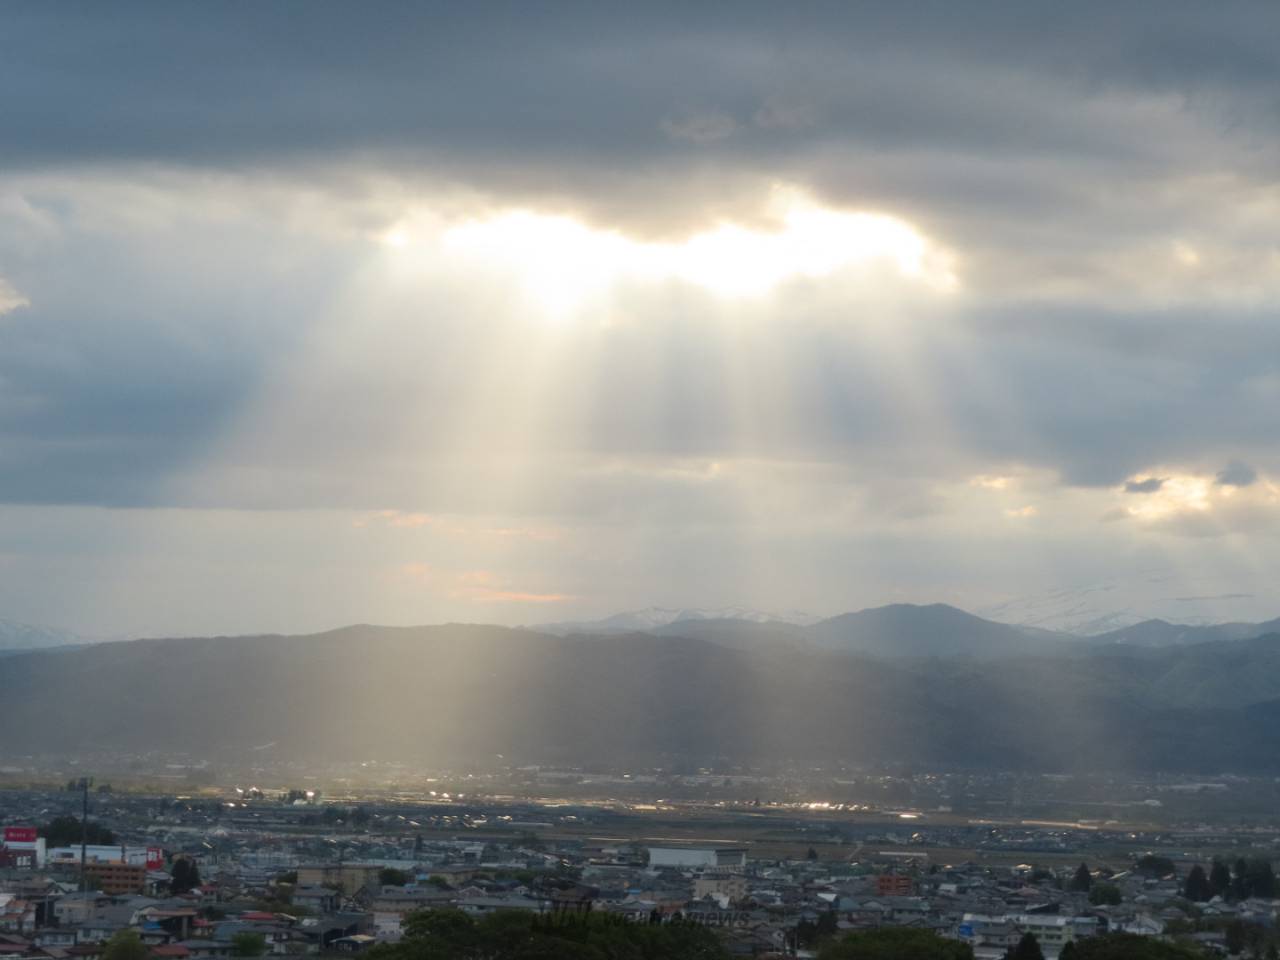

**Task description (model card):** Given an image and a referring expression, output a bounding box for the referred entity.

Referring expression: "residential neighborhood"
[2,783,1279,959]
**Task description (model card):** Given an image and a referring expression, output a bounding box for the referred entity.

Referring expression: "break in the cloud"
[0,277,28,316]
[1,2,1280,636]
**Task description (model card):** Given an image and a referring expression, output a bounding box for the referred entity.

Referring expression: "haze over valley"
[5,602,1280,776]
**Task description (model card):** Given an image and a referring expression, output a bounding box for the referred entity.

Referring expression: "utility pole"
[79,777,93,892]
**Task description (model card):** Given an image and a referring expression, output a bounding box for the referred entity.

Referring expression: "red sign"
[3,826,37,843]
[146,847,164,869]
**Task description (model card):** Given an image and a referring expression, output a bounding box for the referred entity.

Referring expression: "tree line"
[1184,858,1275,902]
[365,908,729,960]
[38,815,116,847]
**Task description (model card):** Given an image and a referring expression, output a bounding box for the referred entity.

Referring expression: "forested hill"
[4,623,1280,773]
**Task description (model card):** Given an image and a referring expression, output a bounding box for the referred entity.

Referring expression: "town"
[2,772,1280,959]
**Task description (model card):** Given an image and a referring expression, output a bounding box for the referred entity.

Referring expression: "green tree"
[1241,858,1276,899]
[230,932,267,958]
[1070,862,1092,892]
[396,908,478,960]
[171,856,202,894]
[101,930,149,960]
[379,867,411,887]
[388,908,730,960]
[1064,933,1205,959]
[1243,923,1267,958]
[1088,883,1122,906]
[39,815,116,847]
[1232,858,1251,901]
[1135,854,1176,878]
[1184,864,1211,902]
[1210,859,1232,899]
[818,928,974,960]
[794,918,819,949]
[1225,919,1246,956]
[1011,931,1044,960]
[1059,943,1078,960]
[816,909,839,941]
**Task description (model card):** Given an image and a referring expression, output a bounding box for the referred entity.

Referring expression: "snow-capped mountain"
[0,618,86,652]
[977,577,1272,636]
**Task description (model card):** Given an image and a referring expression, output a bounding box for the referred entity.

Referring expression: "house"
[370,886,456,939]
[289,887,339,915]
[330,935,376,954]
[694,874,748,904]
[74,924,123,946]
[1112,914,1164,937]
[876,875,915,897]
[32,932,76,951]
[53,896,110,928]
[457,895,547,916]
[0,897,37,935]
[132,908,197,941]
[296,914,369,952]
[171,941,232,959]
[295,865,381,894]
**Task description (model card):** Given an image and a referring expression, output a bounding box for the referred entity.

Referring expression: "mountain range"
[542,603,1280,658]
[7,601,1280,657]
[0,618,86,654]
[535,606,823,634]
[5,604,1280,773]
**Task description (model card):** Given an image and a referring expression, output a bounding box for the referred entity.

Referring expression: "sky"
[2,2,1280,638]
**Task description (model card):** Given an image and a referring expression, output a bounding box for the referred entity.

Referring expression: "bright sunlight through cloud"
[382,188,957,314]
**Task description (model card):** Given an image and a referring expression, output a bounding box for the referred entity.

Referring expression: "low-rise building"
[693,874,748,904]
[648,848,746,871]
[84,865,145,897]
[295,864,382,893]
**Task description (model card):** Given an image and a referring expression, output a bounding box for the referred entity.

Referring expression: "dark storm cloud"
[1216,461,1258,487]
[5,0,1279,256]
[4,3,1278,177]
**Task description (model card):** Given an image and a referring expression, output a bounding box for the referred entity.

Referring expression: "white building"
[648,847,746,870]
[1,836,46,867]
[45,845,163,868]
[959,913,1099,959]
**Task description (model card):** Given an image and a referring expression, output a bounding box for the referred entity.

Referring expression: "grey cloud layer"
[2,2,1279,510]
[5,4,1279,180]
